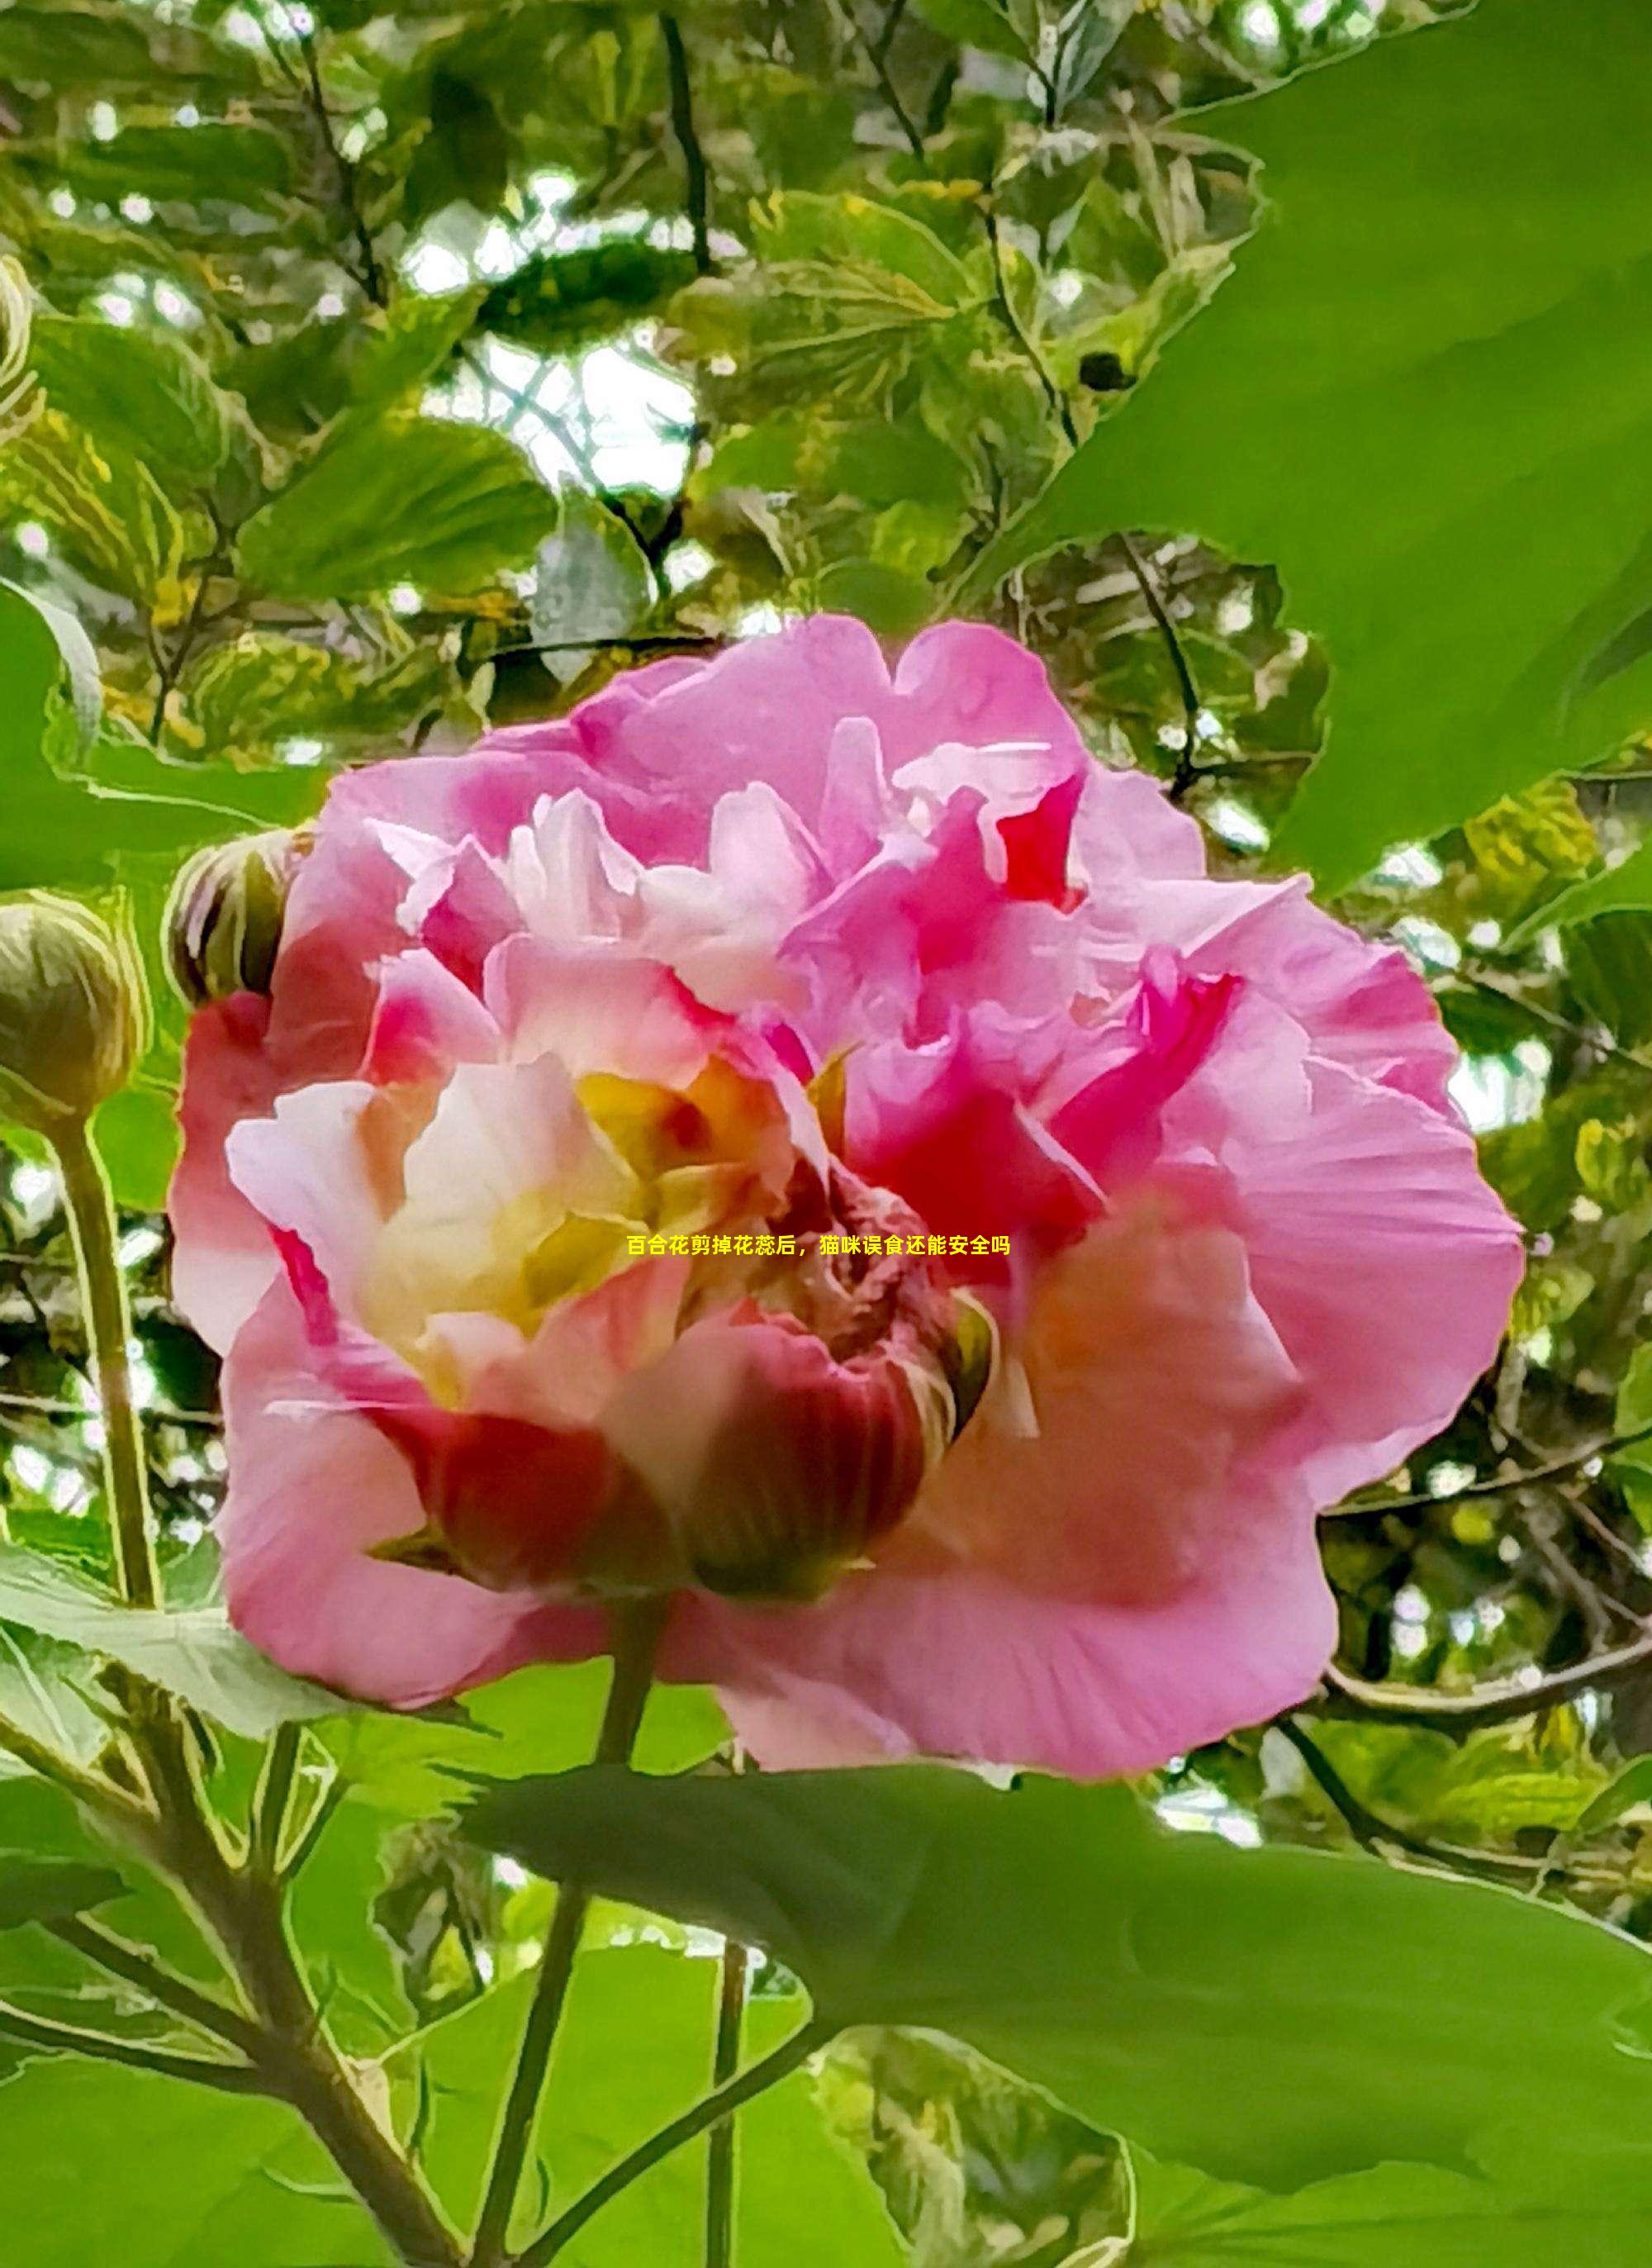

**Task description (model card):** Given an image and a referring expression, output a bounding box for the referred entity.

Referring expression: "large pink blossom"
[169,617,1521,1777]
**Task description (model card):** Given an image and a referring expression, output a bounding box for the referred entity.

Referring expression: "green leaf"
[30,316,233,484]
[235,415,557,601]
[1568,915,1652,1048]
[320,1659,726,1819]
[1577,1757,1652,1838]
[0,1855,124,1932]
[0,2055,389,2266]
[463,1766,1652,2212]
[1,410,191,608]
[399,1946,904,2262]
[1128,2150,1652,2266]
[530,491,655,683]
[964,0,1652,888]
[1507,839,1652,943]
[0,587,325,896]
[0,1543,351,1739]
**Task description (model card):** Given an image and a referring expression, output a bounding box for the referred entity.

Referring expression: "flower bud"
[164,828,309,1009]
[0,892,150,1134]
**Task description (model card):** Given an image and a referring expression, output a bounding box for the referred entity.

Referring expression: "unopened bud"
[164,828,309,1009]
[0,892,150,1134]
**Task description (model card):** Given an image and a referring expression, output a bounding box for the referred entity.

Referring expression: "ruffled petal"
[216,1281,599,1707]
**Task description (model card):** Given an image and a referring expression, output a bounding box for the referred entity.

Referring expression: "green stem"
[49,1118,159,1609]
[704,1932,748,2268]
[131,1698,466,2267]
[515,2021,833,2268]
[469,1595,671,2268]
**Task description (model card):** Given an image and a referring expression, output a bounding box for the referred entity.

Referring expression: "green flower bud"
[0,892,150,1134]
[164,828,310,1010]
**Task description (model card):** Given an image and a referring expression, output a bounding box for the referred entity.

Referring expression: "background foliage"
[7,1,1652,2261]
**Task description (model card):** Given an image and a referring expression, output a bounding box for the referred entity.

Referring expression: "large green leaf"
[963,0,1652,888]
[463,1766,1652,2223]
[1127,2152,1652,2266]
[0,2056,390,2267]
[235,416,558,601]
[0,1543,349,1739]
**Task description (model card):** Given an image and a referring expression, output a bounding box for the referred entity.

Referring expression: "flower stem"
[515,2020,833,2268]
[469,1595,671,2268]
[705,1931,748,2268]
[49,1118,159,1609]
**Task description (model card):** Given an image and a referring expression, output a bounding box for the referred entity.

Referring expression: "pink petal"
[217,1281,600,1707]
[168,995,282,1354]
[683,1535,1336,1779]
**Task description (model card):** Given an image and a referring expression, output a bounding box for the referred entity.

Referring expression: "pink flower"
[169,618,1521,1777]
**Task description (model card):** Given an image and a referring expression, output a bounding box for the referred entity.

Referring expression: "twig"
[297,26,386,305]
[0,1389,221,1428]
[0,1997,263,2092]
[514,2020,832,2267]
[1324,1419,1652,1519]
[851,2,927,158]
[46,1915,265,2059]
[1324,1626,1652,1729]
[1277,1715,1542,1881]
[1118,534,1203,799]
[660,17,713,275]
[0,1707,144,1821]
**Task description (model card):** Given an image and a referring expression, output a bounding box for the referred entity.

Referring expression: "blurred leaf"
[530,491,654,683]
[480,240,697,355]
[824,2028,1123,2267]
[235,416,556,601]
[1510,839,1652,943]
[1612,1343,1652,1536]
[64,124,294,212]
[1464,780,1597,925]
[1578,1757,1652,1836]
[0,1542,351,1738]
[464,1766,1652,2210]
[404,69,510,225]
[1569,914,1652,1048]
[966,0,1652,887]
[912,0,1037,63]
